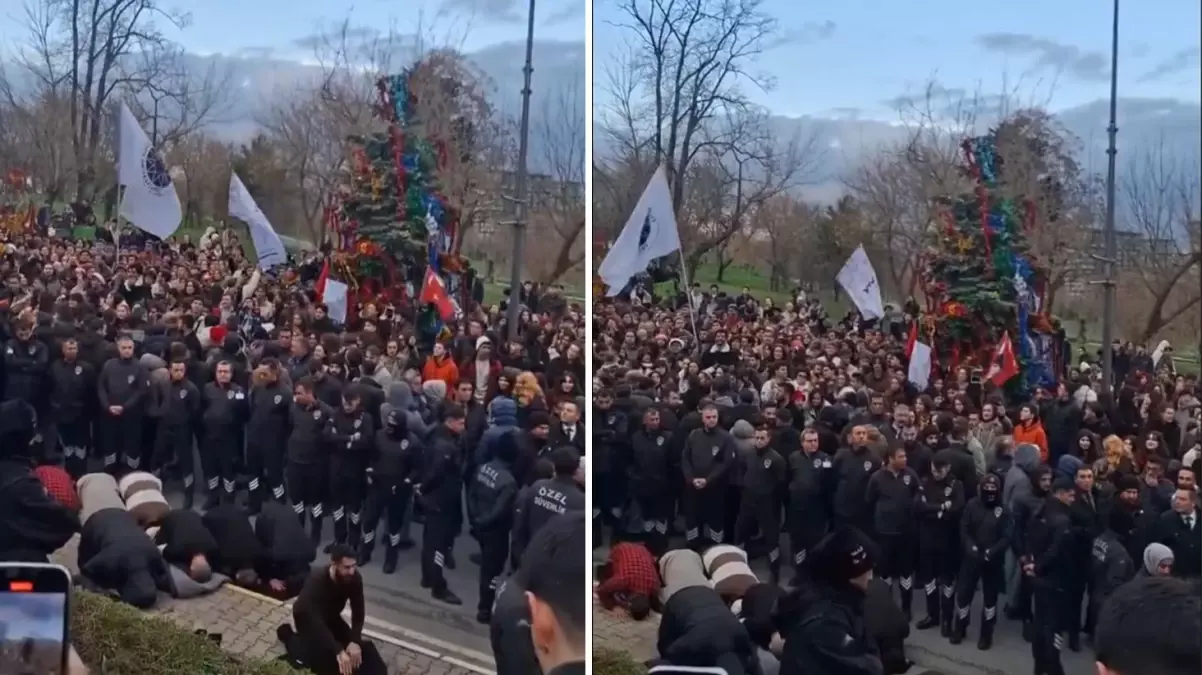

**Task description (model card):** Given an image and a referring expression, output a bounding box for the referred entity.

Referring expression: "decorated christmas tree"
[325,57,475,313]
[917,131,1062,396]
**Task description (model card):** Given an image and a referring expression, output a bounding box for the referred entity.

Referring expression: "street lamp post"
[505,0,536,343]
[1100,0,1120,395]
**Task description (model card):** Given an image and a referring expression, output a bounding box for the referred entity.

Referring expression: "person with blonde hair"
[1095,435,1134,483]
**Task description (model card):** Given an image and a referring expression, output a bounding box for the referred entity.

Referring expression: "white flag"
[228,173,287,270]
[908,341,932,390]
[116,102,181,239]
[836,246,885,320]
[598,165,681,295]
[323,279,349,324]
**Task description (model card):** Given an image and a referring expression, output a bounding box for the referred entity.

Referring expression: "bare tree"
[603,0,780,210]
[121,44,234,148]
[1122,138,1202,342]
[528,78,585,283]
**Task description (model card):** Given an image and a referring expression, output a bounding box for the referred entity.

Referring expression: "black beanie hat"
[810,526,877,584]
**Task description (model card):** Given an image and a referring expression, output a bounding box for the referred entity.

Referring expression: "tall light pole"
[1100,0,1120,395]
[506,0,536,343]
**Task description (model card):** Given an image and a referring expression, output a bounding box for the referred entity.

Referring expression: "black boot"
[309,515,323,549]
[382,544,399,575]
[357,536,374,566]
[476,608,492,624]
[182,481,195,510]
[939,587,954,637]
[202,491,220,511]
[333,514,347,546]
[915,586,940,630]
[432,587,462,605]
[1068,632,1081,652]
[949,607,967,645]
[978,607,995,651]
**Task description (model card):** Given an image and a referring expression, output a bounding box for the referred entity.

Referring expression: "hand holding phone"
[0,562,73,675]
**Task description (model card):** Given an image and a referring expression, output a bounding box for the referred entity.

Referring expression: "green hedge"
[71,591,305,675]
[594,647,646,675]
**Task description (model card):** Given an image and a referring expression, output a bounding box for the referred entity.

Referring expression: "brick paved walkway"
[53,535,479,675]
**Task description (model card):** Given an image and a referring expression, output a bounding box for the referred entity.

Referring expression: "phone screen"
[0,563,71,675]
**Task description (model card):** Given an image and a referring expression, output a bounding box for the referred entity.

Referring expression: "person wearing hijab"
[1139,543,1175,577]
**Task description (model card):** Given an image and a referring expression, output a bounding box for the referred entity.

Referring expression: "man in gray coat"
[1003,443,1042,619]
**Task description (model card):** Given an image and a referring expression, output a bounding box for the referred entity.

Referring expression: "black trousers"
[1031,586,1067,675]
[421,511,456,593]
[954,556,1004,626]
[154,423,194,491]
[476,529,510,612]
[632,490,671,556]
[284,619,387,675]
[917,540,959,619]
[786,513,828,579]
[682,484,726,549]
[56,418,93,479]
[329,461,366,547]
[199,431,240,499]
[361,479,411,553]
[287,461,328,543]
[735,498,782,572]
[100,412,142,473]
[246,440,287,507]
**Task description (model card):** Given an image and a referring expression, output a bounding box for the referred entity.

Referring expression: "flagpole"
[676,250,701,347]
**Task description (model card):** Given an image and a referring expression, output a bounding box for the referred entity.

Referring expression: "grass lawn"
[668,261,845,310]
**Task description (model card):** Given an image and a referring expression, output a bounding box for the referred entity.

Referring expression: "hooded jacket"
[78,507,171,608]
[380,382,427,440]
[729,419,757,488]
[477,397,519,465]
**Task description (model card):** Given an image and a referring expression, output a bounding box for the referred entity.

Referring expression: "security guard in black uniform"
[359,408,420,573]
[468,429,519,623]
[735,425,788,583]
[628,408,673,556]
[786,428,832,584]
[915,455,965,634]
[157,360,199,507]
[286,377,333,545]
[592,389,628,548]
[953,472,1010,649]
[1023,476,1075,675]
[199,360,249,509]
[512,446,584,566]
[325,387,374,551]
[865,444,919,619]
[681,404,735,549]
[246,359,291,513]
[418,402,467,605]
[49,337,95,479]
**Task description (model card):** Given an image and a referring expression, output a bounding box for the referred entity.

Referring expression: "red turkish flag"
[420,268,455,321]
[985,332,1020,387]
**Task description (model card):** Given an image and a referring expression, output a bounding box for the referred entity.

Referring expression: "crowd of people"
[592,284,1201,675]
[0,219,588,675]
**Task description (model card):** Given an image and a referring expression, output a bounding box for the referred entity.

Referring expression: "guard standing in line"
[512,447,585,565]
[97,335,149,473]
[952,472,1010,649]
[786,428,832,584]
[326,387,375,551]
[358,409,420,573]
[468,429,518,623]
[628,408,673,556]
[50,337,96,479]
[735,425,788,583]
[592,389,628,548]
[199,360,249,508]
[286,377,333,545]
[865,444,919,618]
[915,456,965,634]
[1024,476,1075,675]
[832,425,882,533]
[157,359,199,507]
[681,404,735,548]
[246,359,292,514]
[418,403,467,605]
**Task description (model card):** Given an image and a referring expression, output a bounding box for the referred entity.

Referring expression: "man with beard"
[899,424,933,480]
[952,473,1009,649]
[1108,474,1150,560]
[288,378,335,546]
[246,359,292,514]
[914,455,964,634]
[49,337,95,477]
[280,546,387,675]
[681,404,736,549]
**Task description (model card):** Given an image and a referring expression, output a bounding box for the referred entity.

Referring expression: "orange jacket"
[421,356,459,390]
[1013,420,1049,462]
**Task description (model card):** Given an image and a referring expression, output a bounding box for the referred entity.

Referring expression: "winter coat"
[657,586,759,675]
[78,507,171,608]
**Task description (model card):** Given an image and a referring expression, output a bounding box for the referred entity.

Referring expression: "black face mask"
[982,489,1000,505]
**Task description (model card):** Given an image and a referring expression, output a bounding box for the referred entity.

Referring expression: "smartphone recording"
[0,563,71,675]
